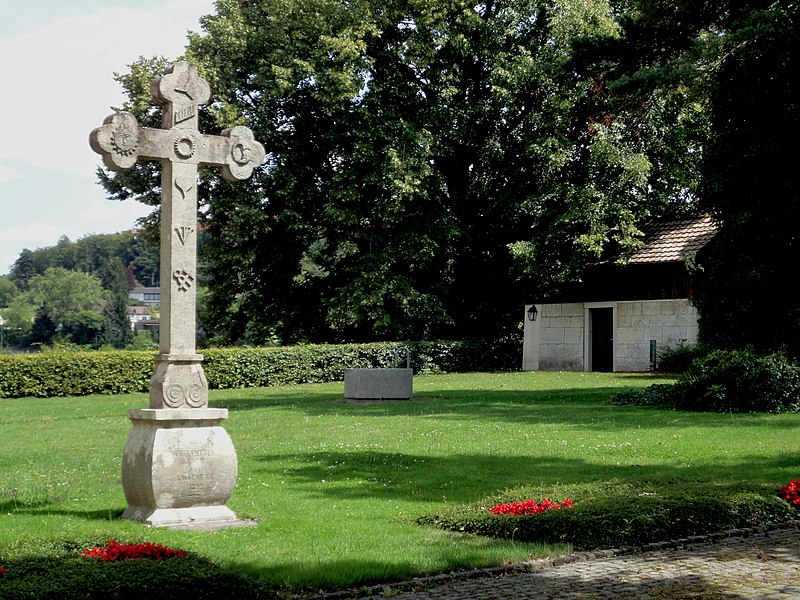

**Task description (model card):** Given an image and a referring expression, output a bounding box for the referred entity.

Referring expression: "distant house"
[522,215,717,372]
[128,286,160,307]
[126,305,159,333]
[127,305,154,329]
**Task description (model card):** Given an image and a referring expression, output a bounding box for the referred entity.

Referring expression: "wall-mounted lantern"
[527,304,538,322]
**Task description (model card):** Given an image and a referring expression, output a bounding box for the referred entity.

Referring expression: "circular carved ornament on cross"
[111,118,138,157]
[90,111,141,170]
[231,142,252,166]
[173,135,196,160]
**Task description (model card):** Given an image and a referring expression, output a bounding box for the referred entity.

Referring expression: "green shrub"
[656,344,705,374]
[419,483,795,550]
[0,541,279,600]
[675,349,800,413]
[613,349,800,413]
[0,338,521,398]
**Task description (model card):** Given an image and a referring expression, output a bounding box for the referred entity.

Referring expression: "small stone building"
[522,215,717,372]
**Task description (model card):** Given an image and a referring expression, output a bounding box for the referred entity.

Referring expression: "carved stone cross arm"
[89,113,265,181]
[90,61,264,180]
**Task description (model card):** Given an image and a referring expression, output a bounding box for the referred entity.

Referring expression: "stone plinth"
[149,354,209,409]
[121,408,238,528]
[344,368,413,401]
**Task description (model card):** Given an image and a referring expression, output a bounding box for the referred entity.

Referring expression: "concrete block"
[344,368,413,400]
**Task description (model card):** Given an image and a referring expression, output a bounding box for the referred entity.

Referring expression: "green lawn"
[1,371,799,597]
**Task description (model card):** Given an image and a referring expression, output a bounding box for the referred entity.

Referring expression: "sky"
[0,0,216,275]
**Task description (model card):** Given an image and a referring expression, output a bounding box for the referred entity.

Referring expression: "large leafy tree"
[559,0,800,358]
[99,260,136,349]
[8,249,35,292]
[103,0,706,344]
[0,277,17,307]
[693,1,800,358]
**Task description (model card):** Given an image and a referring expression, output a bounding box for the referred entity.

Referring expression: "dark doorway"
[590,308,614,372]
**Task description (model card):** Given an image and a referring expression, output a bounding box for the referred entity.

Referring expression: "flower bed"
[779,479,800,506]
[82,541,187,561]
[488,498,573,516]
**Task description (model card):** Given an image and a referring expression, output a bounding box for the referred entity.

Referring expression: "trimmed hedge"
[419,485,796,550]
[0,351,154,398]
[0,338,521,398]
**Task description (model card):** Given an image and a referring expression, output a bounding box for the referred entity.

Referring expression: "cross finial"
[152,61,211,129]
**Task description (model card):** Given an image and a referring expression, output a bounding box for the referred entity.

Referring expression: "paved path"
[305,522,800,599]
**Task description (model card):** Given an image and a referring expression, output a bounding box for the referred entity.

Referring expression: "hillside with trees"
[0,232,160,349]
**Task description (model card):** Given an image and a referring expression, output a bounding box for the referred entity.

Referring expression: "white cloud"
[0,0,215,275]
[0,221,64,246]
[0,0,214,179]
[80,188,154,229]
[0,164,22,182]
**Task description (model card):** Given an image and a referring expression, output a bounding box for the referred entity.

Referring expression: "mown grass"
[1,371,799,598]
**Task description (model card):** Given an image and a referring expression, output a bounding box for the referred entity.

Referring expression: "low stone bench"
[344,368,413,401]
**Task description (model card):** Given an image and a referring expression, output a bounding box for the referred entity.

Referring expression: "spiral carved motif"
[186,384,205,408]
[164,383,185,408]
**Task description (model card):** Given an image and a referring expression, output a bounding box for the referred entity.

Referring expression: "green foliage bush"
[613,349,800,413]
[0,539,278,600]
[0,338,520,398]
[656,344,705,374]
[419,483,795,550]
[675,349,800,413]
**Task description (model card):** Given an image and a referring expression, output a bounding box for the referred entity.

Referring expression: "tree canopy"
[98,0,798,352]
[102,0,706,345]
[8,231,160,291]
[694,0,800,358]
[23,268,106,346]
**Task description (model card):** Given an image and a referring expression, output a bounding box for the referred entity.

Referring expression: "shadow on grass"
[385,569,768,599]
[253,449,796,504]
[0,499,125,521]
[213,387,800,432]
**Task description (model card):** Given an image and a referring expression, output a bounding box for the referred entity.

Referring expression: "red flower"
[488,498,573,516]
[779,479,800,506]
[0,566,6,575]
[82,540,187,561]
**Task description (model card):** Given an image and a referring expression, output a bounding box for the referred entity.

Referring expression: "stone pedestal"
[121,408,239,528]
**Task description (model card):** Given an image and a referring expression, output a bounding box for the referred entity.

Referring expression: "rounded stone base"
[121,408,239,527]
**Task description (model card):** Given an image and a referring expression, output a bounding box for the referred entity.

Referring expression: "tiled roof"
[628,215,717,264]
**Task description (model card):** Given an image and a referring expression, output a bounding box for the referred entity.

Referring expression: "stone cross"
[91,61,265,410]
